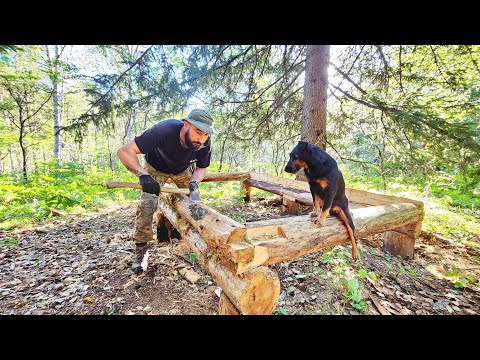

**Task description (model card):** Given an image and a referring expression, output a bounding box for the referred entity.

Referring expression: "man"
[117,109,215,274]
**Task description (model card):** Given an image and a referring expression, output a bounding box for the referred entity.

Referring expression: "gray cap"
[184,109,216,134]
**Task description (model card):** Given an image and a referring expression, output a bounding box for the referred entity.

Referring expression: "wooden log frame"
[150,171,424,313]
[248,172,424,207]
[245,172,425,261]
[156,192,280,315]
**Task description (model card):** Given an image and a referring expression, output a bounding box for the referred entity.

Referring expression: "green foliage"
[0,160,138,230]
[0,238,18,247]
[342,278,368,312]
[273,308,289,315]
[445,264,479,289]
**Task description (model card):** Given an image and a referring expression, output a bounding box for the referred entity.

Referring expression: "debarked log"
[160,193,246,251]
[248,172,424,207]
[244,178,313,206]
[157,193,280,315]
[165,171,251,184]
[227,202,424,271]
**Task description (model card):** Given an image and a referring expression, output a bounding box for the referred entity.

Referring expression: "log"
[157,193,281,314]
[166,171,250,183]
[249,172,424,207]
[106,182,190,195]
[108,172,250,194]
[250,172,310,192]
[241,181,251,202]
[160,193,246,252]
[227,202,424,270]
[244,178,313,206]
[392,221,423,238]
[282,196,299,215]
[345,188,424,207]
[201,172,250,182]
[218,292,240,315]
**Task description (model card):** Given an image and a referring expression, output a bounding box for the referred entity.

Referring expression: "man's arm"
[190,167,207,182]
[117,140,148,177]
[188,167,207,202]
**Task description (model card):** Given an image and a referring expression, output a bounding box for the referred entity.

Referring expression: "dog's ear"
[297,141,309,153]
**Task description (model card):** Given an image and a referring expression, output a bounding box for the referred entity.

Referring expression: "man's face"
[184,123,209,150]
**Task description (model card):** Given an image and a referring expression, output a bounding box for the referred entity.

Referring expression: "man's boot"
[131,243,148,274]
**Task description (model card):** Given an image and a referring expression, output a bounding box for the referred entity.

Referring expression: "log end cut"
[238,267,281,315]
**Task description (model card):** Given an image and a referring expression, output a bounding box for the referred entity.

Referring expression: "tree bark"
[297,45,330,181]
[18,110,27,181]
[47,45,62,165]
[301,45,330,149]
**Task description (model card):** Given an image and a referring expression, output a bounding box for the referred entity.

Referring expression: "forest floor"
[1,198,479,316]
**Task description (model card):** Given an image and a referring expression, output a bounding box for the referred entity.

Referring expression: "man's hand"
[139,174,160,196]
[188,180,202,202]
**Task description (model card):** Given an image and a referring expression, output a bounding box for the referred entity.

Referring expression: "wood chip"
[122,274,146,289]
[179,268,201,284]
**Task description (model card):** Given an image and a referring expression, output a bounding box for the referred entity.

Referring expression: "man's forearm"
[117,148,147,177]
[190,167,207,182]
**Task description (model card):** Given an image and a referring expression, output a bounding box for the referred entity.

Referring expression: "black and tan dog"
[284,141,360,260]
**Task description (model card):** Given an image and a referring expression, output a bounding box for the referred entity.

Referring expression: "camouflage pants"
[134,163,193,244]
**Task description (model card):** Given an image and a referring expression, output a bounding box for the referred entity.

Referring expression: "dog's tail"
[344,207,355,233]
[334,204,359,261]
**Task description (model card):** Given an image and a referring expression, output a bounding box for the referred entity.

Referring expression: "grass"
[0,160,139,231]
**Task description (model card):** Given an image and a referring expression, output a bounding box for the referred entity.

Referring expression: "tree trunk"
[49,45,62,165]
[301,45,330,149]
[18,111,27,181]
[159,193,246,252]
[218,135,228,172]
[297,45,330,181]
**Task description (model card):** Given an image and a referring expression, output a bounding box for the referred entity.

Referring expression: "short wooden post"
[218,292,240,315]
[282,195,299,215]
[382,231,415,259]
[241,181,251,203]
[382,221,422,260]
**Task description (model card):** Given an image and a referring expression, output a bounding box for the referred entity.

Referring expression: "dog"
[284,141,360,260]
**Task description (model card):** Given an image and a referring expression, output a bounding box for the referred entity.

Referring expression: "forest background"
[0,45,478,247]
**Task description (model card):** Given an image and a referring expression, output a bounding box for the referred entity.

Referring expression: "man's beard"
[184,128,206,150]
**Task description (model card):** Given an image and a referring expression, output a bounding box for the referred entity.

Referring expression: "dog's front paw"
[309,210,318,218]
[313,217,326,226]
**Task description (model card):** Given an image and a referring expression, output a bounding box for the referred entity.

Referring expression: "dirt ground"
[1,199,479,315]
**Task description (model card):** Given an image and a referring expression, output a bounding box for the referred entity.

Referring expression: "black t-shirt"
[134,119,212,174]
